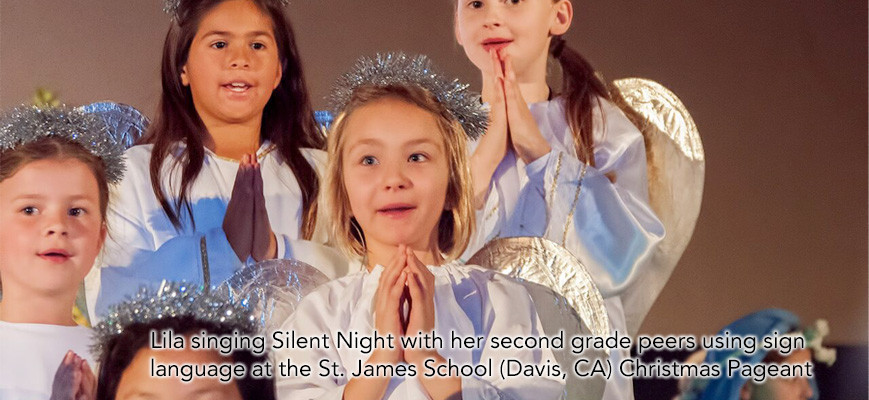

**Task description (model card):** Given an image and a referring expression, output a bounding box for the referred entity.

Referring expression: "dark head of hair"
[549,35,611,167]
[143,0,324,238]
[0,136,110,221]
[95,315,274,400]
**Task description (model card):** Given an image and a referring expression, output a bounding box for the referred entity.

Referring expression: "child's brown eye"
[211,41,227,49]
[251,42,265,50]
[408,153,428,162]
[469,1,483,8]
[68,208,85,217]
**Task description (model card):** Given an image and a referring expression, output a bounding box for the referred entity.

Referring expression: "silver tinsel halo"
[329,53,488,140]
[91,281,258,359]
[0,105,126,183]
[163,0,290,21]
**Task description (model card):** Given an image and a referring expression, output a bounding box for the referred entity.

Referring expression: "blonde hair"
[324,84,474,262]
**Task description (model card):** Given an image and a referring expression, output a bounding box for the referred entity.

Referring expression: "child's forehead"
[342,98,447,149]
[197,0,275,36]
[1,159,100,198]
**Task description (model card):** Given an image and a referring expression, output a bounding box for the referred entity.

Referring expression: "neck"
[364,241,443,272]
[201,116,263,161]
[0,287,77,326]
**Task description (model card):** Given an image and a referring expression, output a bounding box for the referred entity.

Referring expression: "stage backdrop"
[0,0,866,344]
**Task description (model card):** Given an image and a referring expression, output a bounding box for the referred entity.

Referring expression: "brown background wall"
[1,1,866,344]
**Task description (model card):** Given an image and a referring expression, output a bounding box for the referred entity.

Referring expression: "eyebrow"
[200,30,274,39]
[11,194,96,202]
[345,138,384,153]
[403,138,441,148]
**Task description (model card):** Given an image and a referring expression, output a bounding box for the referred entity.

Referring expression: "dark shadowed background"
[1,0,865,350]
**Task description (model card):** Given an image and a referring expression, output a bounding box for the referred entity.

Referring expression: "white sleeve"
[514,104,666,335]
[274,284,348,400]
[93,156,242,319]
[461,271,566,400]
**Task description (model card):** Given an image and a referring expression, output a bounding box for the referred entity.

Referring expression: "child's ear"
[550,0,573,36]
[98,223,108,249]
[273,62,283,90]
[180,65,190,86]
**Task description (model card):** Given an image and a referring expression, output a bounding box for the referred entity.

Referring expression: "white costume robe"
[275,262,566,400]
[0,321,94,399]
[466,98,666,400]
[89,142,347,319]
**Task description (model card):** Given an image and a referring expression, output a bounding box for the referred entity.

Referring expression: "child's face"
[748,349,814,400]
[455,0,570,78]
[115,345,242,400]
[0,159,105,296]
[181,0,282,127]
[341,98,450,254]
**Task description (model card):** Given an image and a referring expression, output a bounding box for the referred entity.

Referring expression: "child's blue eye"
[21,206,37,215]
[68,208,85,217]
[408,153,428,162]
[211,41,227,49]
[361,156,378,166]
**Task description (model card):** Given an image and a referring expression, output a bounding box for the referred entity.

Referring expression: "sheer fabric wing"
[216,259,331,333]
[78,101,149,149]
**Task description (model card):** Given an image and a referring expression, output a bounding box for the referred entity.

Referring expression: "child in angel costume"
[275,54,566,400]
[0,105,127,399]
[453,2,706,398]
[93,0,347,319]
[92,282,276,400]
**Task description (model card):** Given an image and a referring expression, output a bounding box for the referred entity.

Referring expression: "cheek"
[75,218,106,251]
[342,171,369,216]
[0,217,31,249]
[422,170,450,210]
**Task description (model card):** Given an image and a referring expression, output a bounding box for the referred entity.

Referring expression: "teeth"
[226,83,249,93]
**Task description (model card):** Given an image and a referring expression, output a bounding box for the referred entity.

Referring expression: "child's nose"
[229,48,251,69]
[483,6,503,28]
[44,211,69,237]
[798,378,814,399]
[382,168,410,190]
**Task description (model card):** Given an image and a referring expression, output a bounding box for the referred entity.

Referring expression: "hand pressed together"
[222,154,277,263]
[471,49,551,207]
[50,351,95,400]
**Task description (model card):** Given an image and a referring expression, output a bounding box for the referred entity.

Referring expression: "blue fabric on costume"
[694,308,818,400]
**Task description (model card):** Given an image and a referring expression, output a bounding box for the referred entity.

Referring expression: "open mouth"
[38,249,71,263]
[222,81,252,93]
[377,204,416,218]
[482,38,512,52]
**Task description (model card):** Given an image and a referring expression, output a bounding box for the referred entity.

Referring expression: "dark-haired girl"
[93,0,346,318]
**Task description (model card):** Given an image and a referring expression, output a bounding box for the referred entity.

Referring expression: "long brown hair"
[142,0,324,238]
[549,35,611,167]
